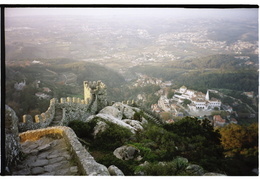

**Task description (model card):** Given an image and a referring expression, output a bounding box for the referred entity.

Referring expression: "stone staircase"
[49,108,63,126]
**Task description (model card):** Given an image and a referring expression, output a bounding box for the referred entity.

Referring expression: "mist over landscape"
[5,7,259,176]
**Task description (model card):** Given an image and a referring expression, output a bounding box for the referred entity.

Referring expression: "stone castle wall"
[19,81,108,132]
[19,98,57,132]
[19,97,89,132]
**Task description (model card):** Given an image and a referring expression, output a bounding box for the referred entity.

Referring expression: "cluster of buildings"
[174,86,221,111]
[156,30,227,52]
[150,85,240,127]
[226,40,259,54]
[14,79,52,100]
[133,74,162,87]
[151,95,184,118]
[132,74,173,88]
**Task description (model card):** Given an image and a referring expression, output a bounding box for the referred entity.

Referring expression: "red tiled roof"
[214,115,226,123]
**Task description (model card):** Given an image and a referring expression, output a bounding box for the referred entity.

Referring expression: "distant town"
[129,74,256,127]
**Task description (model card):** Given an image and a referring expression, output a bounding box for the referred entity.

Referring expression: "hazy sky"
[5,7,258,21]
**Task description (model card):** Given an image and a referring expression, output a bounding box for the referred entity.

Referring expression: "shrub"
[96,153,139,175]
[68,120,96,139]
[93,121,133,151]
[141,161,189,176]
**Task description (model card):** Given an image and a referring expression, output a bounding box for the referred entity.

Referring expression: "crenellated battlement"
[121,100,136,106]
[19,81,109,132]
[60,97,86,104]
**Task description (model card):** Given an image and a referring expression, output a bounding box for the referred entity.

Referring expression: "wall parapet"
[18,98,57,132]
[20,80,108,132]
[19,126,110,175]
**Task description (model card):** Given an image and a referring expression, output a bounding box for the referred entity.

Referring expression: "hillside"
[129,54,259,93]
[6,59,126,119]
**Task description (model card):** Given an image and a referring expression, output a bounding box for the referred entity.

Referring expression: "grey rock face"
[113,145,140,160]
[99,106,123,120]
[203,172,226,176]
[108,165,124,176]
[5,105,21,173]
[185,164,204,176]
[30,159,49,167]
[122,106,136,119]
[89,113,136,134]
[113,102,141,119]
[122,119,143,131]
[31,167,45,175]
[93,121,108,138]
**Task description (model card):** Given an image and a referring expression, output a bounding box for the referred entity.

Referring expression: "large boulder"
[122,106,136,119]
[112,102,140,119]
[122,119,143,131]
[93,121,108,138]
[113,145,141,161]
[99,106,123,120]
[108,165,124,176]
[5,105,21,173]
[185,164,204,176]
[87,113,136,134]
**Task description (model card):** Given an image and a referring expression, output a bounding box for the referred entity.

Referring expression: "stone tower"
[83,81,107,113]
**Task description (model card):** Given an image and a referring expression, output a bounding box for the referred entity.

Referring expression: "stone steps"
[49,108,62,126]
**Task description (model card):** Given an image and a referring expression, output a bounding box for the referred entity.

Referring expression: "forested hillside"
[6,60,126,119]
[130,54,259,93]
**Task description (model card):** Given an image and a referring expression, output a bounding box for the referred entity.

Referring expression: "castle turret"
[83,81,108,113]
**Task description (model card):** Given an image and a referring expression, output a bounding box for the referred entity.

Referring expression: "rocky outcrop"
[108,165,124,176]
[5,105,22,173]
[99,106,123,120]
[122,119,143,131]
[85,102,146,135]
[113,145,141,161]
[93,121,108,138]
[112,102,140,119]
[185,164,204,176]
[86,114,136,134]
[203,172,226,176]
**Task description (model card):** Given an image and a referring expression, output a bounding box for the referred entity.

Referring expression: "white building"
[175,86,221,111]
[179,85,187,93]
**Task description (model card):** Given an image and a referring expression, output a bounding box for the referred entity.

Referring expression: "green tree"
[167,90,175,99]
[183,99,191,106]
[163,117,224,172]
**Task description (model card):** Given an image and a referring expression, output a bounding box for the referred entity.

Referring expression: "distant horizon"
[5,7,258,21]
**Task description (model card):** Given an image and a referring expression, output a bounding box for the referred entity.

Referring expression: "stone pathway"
[12,135,80,175]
